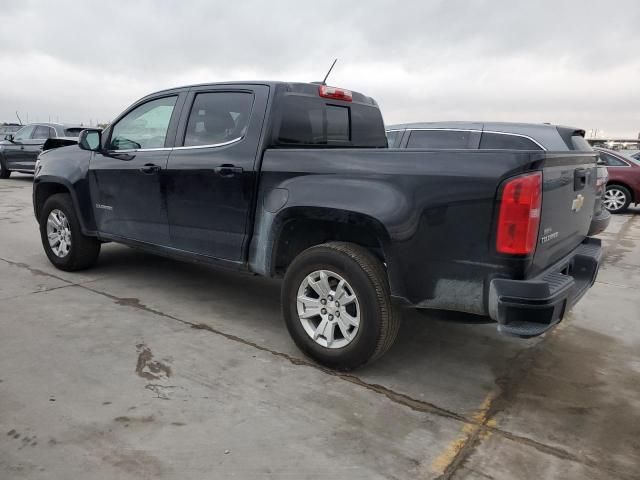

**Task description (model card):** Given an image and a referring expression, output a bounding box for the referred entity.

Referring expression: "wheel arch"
[606,181,635,204]
[271,207,392,275]
[249,205,393,278]
[34,177,97,235]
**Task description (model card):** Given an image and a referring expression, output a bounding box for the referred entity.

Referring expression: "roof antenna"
[321,58,338,85]
[15,111,23,125]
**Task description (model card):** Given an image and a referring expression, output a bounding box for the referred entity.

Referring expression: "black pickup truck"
[33,82,602,369]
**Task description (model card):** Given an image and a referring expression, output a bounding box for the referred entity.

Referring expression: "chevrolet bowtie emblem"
[571,194,585,212]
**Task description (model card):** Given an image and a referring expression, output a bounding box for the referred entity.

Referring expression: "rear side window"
[598,152,629,167]
[183,92,253,147]
[274,95,386,147]
[479,132,542,150]
[33,125,54,139]
[64,128,83,137]
[386,130,401,148]
[407,130,472,149]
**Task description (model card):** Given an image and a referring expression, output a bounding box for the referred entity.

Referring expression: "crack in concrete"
[0,248,636,480]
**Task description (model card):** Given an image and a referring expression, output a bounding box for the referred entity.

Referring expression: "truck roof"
[145,81,380,107]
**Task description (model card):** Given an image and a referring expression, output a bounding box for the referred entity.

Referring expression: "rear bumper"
[488,237,602,338]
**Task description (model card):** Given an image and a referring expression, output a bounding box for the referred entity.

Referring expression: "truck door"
[165,85,269,262]
[89,94,184,246]
[3,125,36,170]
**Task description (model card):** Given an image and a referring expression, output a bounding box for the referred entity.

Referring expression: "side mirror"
[78,129,102,151]
[5,134,14,142]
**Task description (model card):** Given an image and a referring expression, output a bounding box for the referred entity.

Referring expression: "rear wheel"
[39,193,101,271]
[0,159,10,179]
[604,185,631,213]
[282,242,401,370]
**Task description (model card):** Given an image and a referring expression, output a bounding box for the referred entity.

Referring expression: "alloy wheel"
[604,188,627,211]
[46,209,72,257]
[296,270,361,349]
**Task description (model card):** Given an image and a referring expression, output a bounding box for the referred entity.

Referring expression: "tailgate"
[530,152,598,275]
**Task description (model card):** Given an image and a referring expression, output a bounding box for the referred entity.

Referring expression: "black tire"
[39,193,101,271]
[0,158,10,179]
[604,184,632,214]
[282,241,401,370]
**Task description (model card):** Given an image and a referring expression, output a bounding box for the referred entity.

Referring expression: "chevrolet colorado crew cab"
[33,81,602,369]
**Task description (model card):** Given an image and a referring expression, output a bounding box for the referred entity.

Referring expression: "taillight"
[496,171,542,255]
[318,85,352,102]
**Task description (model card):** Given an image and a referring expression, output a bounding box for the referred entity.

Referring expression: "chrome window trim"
[481,130,546,151]
[109,136,244,153]
[108,147,174,153]
[174,136,244,150]
[403,128,547,151]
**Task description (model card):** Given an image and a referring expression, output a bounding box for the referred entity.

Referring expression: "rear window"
[274,95,386,147]
[479,132,542,150]
[571,135,592,151]
[556,127,592,151]
[407,130,472,149]
[386,130,402,148]
[64,128,83,137]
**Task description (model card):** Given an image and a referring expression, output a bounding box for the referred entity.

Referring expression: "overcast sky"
[0,0,638,137]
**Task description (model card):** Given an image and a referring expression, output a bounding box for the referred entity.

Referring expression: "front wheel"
[604,185,632,213]
[282,242,401,370]
[39,193,101,271]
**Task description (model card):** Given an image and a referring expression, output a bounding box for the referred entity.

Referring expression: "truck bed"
[254,147,598,317]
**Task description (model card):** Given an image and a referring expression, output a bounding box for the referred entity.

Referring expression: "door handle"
[139,163,161,174]
[20,146,25,150]
[214,164,243,177]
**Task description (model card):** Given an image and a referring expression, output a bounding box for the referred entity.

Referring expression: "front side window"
[407,130,472,149]
[109,96,177,150]
[183,92,253,147]
[479,132,542,150]
[13,125,36,142]
[33,126,54,139]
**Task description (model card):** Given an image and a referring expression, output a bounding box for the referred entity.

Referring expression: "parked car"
[0,123,83,178]
[621,150,640,161]
[386,122,610,235]
[594,147,640,213]
[0,123,21,137]
[33,82,602,369]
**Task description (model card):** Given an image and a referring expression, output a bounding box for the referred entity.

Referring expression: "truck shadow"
[95,243,525,416]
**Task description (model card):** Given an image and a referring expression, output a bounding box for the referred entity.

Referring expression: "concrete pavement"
[1,174,638,479]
